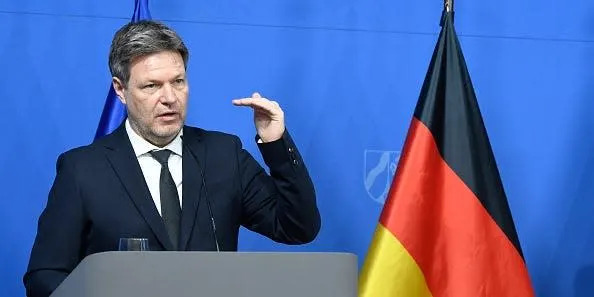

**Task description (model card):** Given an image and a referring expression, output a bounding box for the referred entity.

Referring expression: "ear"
[112,77,127,105]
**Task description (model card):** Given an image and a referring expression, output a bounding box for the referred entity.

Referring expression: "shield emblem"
[364,150,400,204]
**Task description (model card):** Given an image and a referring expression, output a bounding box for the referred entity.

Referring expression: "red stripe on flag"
[380,118,534,297]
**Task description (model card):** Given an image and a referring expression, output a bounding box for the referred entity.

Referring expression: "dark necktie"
[150,149,181,250]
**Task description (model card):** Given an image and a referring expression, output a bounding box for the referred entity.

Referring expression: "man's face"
[113,50,188,146]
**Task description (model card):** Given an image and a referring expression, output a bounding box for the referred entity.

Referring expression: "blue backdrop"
[1,1,593,296]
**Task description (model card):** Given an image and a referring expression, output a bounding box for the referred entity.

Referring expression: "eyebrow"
[138,73,185,83]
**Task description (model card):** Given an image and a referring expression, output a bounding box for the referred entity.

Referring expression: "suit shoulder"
[56,142,104,165]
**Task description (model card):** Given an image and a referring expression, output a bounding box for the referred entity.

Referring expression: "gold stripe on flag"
[359,224,433,297]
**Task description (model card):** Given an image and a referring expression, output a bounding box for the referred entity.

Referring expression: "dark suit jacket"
[24,124,320,297]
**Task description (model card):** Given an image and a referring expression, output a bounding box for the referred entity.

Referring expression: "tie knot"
[150,149,172,167]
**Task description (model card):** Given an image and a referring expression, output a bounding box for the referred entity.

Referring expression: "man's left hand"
[232,92,285,143]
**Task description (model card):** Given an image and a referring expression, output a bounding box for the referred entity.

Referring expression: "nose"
[159,83,177,104]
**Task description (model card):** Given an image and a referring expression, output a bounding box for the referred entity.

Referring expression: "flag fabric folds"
[94,0,152,139]
[358,11,535,297]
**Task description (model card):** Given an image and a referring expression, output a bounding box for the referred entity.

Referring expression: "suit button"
[288,147,294,153]
[292,159,299,165]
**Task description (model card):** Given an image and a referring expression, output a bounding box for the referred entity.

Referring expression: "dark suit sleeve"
[238,130,321,244]
[24,153,86,297]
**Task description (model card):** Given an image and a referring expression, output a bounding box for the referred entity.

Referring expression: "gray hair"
[108,20,189,86]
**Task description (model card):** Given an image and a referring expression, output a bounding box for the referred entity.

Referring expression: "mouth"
[156,112,179,122]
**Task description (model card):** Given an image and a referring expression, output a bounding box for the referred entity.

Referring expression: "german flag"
[358,10,535,297]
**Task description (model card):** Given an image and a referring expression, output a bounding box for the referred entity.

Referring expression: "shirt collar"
[125,119,183,157]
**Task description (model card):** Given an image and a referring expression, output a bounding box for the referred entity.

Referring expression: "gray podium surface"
[50,252,357,297]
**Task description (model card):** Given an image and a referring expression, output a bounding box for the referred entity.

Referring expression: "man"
[24,20,320,297]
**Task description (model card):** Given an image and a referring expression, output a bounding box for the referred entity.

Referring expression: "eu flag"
[94,0,152,139]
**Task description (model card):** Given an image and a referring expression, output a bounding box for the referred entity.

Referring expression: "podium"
[50,252,357,297]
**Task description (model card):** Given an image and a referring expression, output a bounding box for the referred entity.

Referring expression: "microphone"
[180,135,220,252]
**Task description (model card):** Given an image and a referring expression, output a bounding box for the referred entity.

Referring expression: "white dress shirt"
[125,120,183,215]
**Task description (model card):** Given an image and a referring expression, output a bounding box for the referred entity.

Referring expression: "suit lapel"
[179,127,205,250]
[102,125,174,251]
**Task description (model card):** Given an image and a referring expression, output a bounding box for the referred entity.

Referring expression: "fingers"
[232,92,281,115]
[232,92,264,106]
